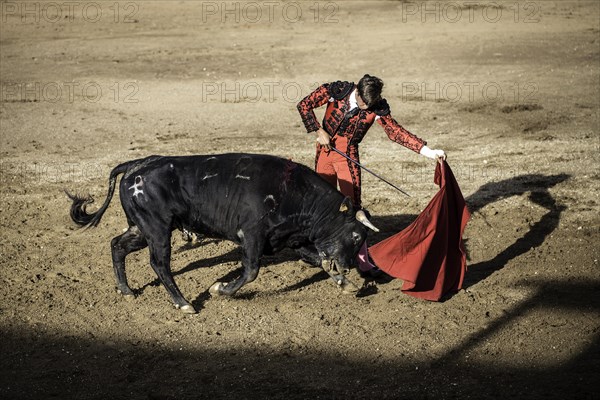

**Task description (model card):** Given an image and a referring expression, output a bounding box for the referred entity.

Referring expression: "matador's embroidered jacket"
[297,80,427,153]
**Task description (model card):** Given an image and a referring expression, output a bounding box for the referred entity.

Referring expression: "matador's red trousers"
[315,135,375,271]
[315,135,362,208]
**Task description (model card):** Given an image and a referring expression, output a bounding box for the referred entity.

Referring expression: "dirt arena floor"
[1,1,599,399]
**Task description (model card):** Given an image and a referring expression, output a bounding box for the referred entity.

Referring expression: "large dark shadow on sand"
[462,173,569,287]
[2,279,597,400]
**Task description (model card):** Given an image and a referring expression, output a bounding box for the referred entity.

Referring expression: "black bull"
[67,153,378,314]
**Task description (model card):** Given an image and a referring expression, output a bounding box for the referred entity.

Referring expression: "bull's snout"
[321,260,360,295]
[338,266,350,275]
[322,258,350,275]
[333,260,350,275]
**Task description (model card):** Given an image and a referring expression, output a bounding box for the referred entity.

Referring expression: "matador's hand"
[420,145,446,161]
[315,128,331,150]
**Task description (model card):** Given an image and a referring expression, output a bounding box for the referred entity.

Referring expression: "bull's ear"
[339,197,353,213]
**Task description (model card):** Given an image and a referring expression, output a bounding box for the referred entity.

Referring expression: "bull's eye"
[352,232,362,245]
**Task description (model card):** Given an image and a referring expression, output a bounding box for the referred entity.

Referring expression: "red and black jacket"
[297,80,426,153]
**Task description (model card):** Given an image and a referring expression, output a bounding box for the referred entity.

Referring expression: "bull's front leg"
[210,232,263,296]
[296,245,322,267]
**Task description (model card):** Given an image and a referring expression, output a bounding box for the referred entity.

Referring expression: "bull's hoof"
[117,287,135,298]
[181,229,193,242]
[209,282,225,296]
[180,305,197,314]
[174,303,197,314]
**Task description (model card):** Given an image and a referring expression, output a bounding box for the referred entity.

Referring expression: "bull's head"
[315,197,379,276]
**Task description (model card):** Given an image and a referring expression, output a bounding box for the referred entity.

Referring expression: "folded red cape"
[369,161,470,301]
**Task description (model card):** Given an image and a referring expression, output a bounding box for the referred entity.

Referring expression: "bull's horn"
[356,210,379,232]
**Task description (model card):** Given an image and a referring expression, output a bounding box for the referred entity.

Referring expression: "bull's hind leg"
[146,232,196,314]
[111,226,148,297]
[210,233,263,296]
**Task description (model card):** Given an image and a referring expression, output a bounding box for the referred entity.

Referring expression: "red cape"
[369,161,470,301]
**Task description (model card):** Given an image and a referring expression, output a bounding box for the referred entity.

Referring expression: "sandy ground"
[1,1,599,399]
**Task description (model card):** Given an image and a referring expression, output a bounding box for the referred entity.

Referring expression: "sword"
[329,146,411,197]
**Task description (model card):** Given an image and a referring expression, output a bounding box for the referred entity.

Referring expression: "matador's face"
[356,92,369,110]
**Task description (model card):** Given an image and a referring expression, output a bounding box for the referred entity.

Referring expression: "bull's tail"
[66,161,135,228]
